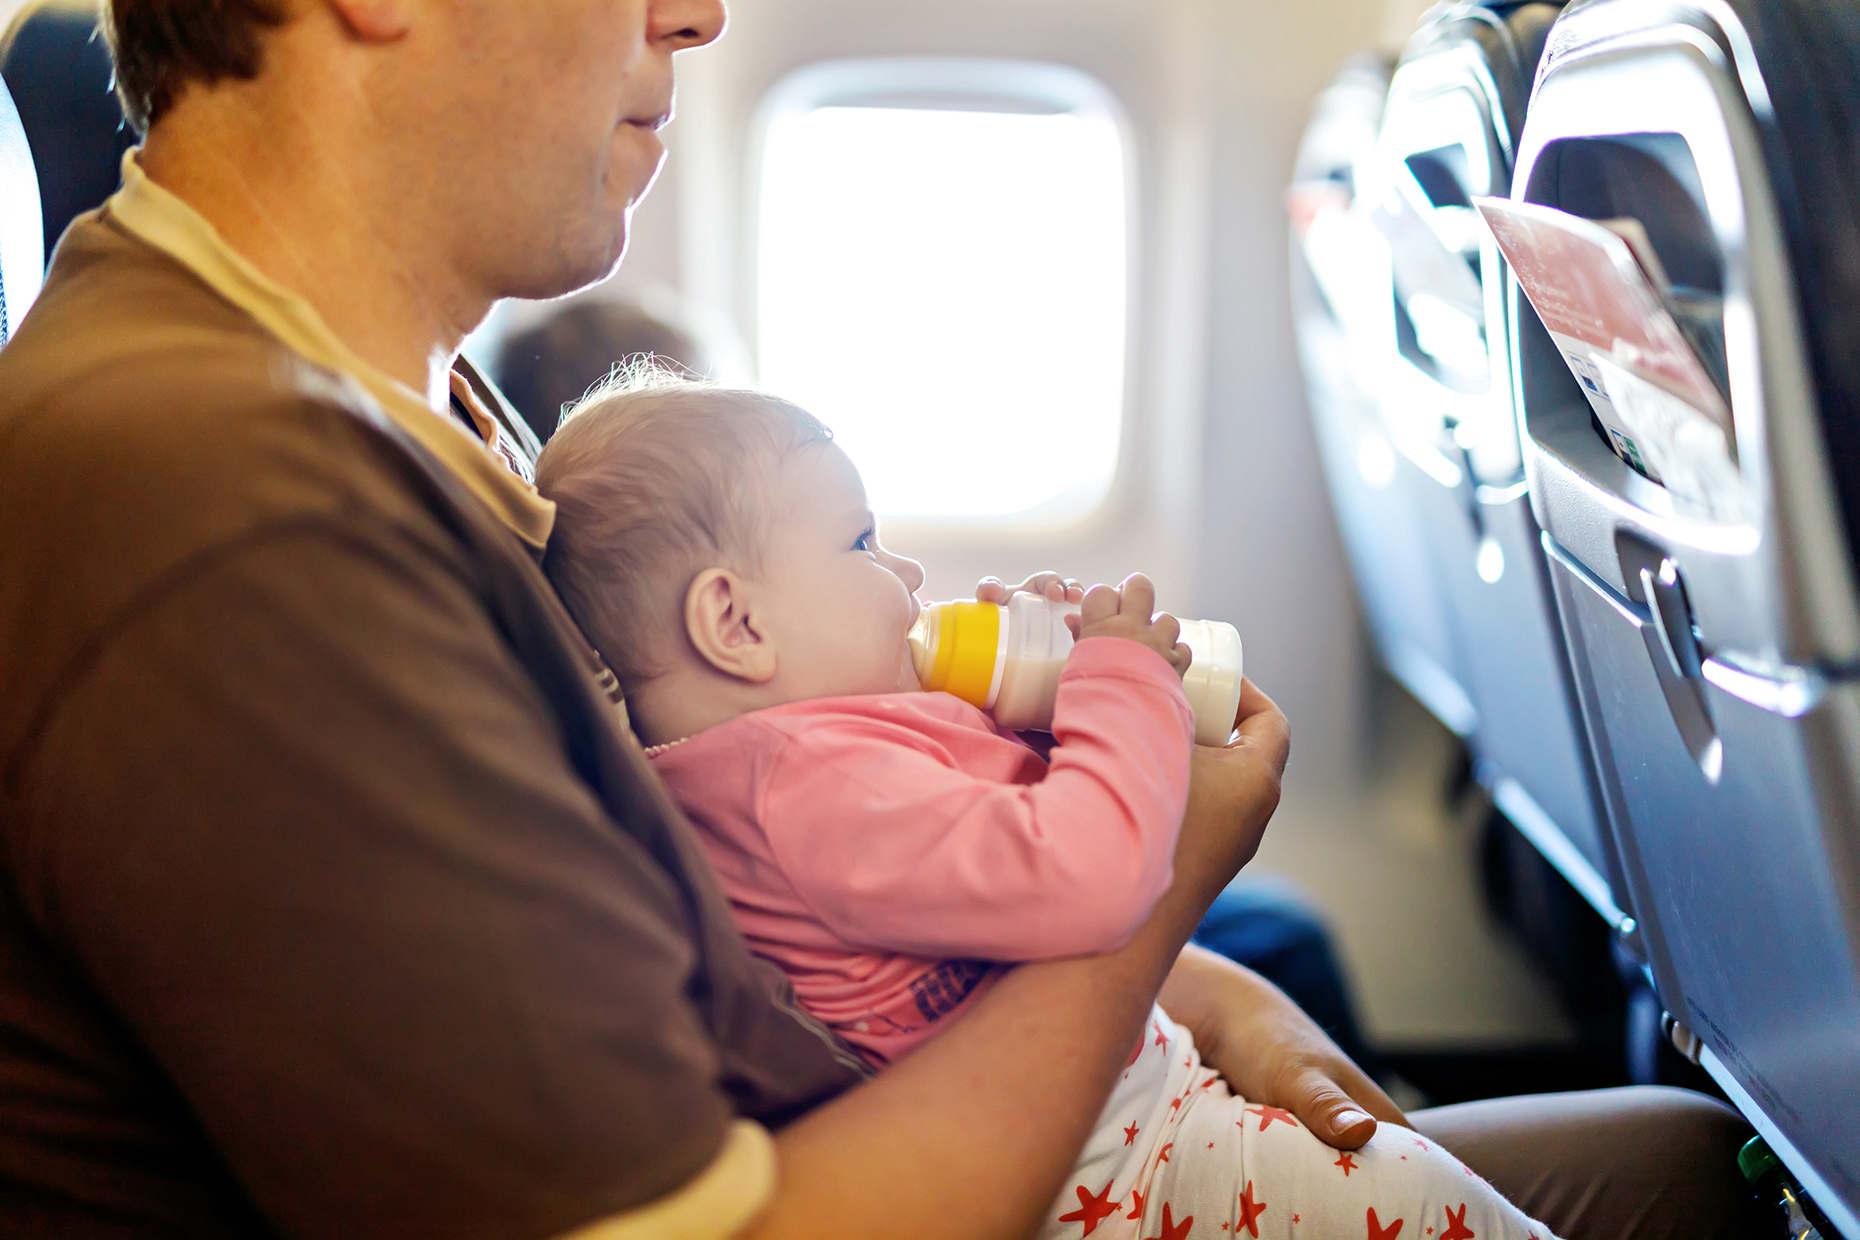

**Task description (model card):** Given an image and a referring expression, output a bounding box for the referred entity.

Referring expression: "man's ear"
[326,0,412,41]
[684,568,777,684]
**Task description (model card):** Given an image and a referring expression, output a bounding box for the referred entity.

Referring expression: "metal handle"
[1635,558,1722,782]
[1641,560,1703,682]
[1699,654,1827,719]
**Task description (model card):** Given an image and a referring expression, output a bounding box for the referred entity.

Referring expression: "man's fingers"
[1171,641,1193,675]
[1229,680,1290,763]
[1232,677,1278,726]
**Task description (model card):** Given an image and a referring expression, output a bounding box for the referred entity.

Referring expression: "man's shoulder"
[0,214,482,755]
[0,212,446,548]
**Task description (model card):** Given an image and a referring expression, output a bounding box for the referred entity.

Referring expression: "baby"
[536,374,1560,1240]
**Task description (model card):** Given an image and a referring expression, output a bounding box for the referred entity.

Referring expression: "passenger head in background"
[494,298,710,445]
[535,370,927,746]
[102,0,725,402]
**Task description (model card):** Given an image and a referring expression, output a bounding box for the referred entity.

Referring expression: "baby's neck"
[627,667,777,748]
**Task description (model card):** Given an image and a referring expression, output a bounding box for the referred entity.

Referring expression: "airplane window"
[757,68,1128,521]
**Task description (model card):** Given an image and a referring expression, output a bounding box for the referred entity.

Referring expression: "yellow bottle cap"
[910,601,1004,709]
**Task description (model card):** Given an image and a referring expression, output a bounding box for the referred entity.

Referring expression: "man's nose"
[653,0,727,51]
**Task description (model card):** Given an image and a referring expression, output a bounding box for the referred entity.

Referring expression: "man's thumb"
[1293,1074,1378,1150]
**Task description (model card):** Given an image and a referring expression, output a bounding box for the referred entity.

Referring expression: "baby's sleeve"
[758,639,1194,961]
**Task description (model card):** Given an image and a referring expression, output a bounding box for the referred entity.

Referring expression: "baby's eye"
[852,530,874,552]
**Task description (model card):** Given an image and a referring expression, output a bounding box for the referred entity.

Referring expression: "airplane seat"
[0,72,44,347]
[1509,0,1860,1231]
[0,0,132,265]
[1298,3,1635,938]
[1289,55,1477,736]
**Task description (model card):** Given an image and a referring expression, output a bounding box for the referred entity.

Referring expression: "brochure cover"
[1474,197,1747,522]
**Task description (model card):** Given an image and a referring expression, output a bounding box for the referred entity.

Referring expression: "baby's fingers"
[1079,582,1121,628]
[1118,572,1156,621]
[1168,641,1193,676]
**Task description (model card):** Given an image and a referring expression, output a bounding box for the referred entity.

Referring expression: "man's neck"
[138,85,487,410]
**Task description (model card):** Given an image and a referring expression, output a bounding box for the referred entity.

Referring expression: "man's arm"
[740,682,1293,1240]
[12,512,762,1238]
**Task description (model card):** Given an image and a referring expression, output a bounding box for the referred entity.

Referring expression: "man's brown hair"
[103,0,287,133]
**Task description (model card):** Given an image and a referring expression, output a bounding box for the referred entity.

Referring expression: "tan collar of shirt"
[105,150,555,549]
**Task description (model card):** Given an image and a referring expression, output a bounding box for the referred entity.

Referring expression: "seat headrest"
[1,4,133,266]
[0,73,42,347]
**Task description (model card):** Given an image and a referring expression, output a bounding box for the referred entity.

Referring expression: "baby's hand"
[975,571,1085,606]
[1069,574,1192,675]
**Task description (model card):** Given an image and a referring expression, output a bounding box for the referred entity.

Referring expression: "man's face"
[417,0,725,304]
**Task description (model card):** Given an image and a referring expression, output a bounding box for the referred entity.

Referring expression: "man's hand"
[1160,943,1408,1150]
[1170,678,1290,905]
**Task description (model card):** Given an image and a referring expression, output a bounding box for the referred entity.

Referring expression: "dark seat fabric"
[0,3,131,265]
[0,65,43,344]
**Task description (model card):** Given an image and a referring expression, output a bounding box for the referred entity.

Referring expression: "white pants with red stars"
[1040,1006,1563,1240]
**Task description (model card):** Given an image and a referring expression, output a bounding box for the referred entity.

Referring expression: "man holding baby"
[0,1,1759,1237]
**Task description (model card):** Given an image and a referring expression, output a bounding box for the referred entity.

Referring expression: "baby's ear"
[684,568,777,683]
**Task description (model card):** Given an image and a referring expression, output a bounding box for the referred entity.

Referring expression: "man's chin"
[500,229,630,303]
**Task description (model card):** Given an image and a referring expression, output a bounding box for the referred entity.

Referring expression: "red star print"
[1222,1226,1230,1232]
[1368,1207,1405,1240]
[1128,1190,1146,1221]
[1171,1095,1184,1111]
[1058,1181,1119,1236]
[1202,1076,1218,1090]
[1426,1229,1433,1235]
[1124,1122,1140,1146]
[1294,1216,1301,1224]
[1236,1181,1267,1237]
[1159,1143,1174,1163]
[1148,1202,1194,1240]
[1207,1141,1215,1149]
[1126,1034,1145,1069]
[1245,1105,1298,1131]
[1441,1204,1475,1240]
[1154,1020,1169,1048]
[1335,1151,1358,1176]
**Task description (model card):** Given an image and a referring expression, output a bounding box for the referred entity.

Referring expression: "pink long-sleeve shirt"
[650,636,1196,1067]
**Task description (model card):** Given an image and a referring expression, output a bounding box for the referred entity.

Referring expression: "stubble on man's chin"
[498,222,631,304]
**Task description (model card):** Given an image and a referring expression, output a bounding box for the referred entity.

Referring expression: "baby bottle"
[908,593,1245,746]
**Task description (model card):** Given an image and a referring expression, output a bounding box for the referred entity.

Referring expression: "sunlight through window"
[758,75,1128,520]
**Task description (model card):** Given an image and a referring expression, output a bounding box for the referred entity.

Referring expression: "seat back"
[1305,2,1631,927]
[0,1,131,264]
[1291,56,1476,731]
[1511,1,1860,1229]
[0,71,43,345]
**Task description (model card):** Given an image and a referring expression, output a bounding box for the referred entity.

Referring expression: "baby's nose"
[886,550,927,593]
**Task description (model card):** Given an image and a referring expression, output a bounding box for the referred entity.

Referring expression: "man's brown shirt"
[0,206,862,1237]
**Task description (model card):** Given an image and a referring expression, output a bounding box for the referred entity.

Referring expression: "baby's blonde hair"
[536,364,834,686]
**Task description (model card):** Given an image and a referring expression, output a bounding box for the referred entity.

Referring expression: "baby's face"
[758,443,926,700]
